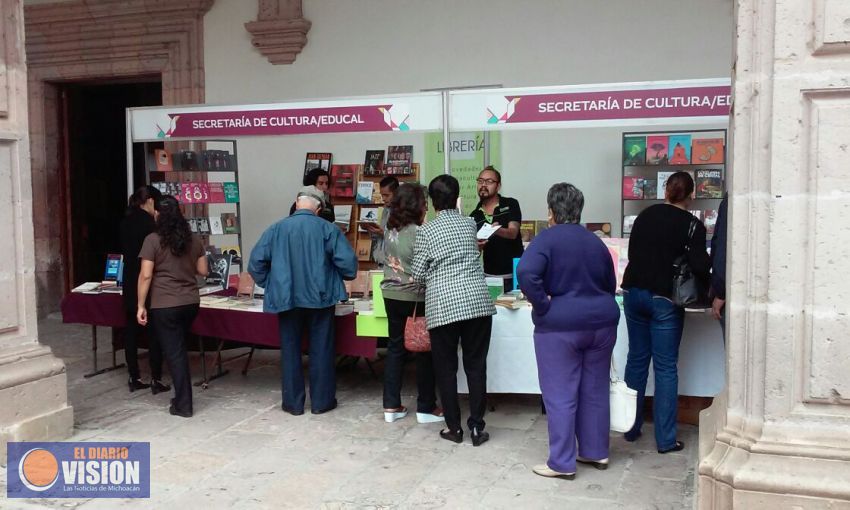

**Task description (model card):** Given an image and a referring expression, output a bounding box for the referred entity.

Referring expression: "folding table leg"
[84,326,125,378]
[241,347,255,375]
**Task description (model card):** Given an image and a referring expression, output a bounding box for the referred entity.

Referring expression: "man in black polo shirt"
[470,166,523,292]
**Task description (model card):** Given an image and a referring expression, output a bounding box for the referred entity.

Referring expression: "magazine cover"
[695,169,724,198]
[363,150,385,176]
[304,152,332,174]
[692,138,724,164]
[622,177,644,199]
[667,134,692,165]
[646,135,669,165]
[623,136,647,165]
[330,165,357,198]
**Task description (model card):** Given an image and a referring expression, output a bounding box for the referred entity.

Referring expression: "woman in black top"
[621,172,710,454]
[289,168,335,223]
[119,185,169,394]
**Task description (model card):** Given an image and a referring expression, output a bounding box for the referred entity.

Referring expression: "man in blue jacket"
[249,186,358,415]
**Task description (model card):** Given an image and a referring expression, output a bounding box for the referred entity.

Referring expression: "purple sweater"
[517,224,620,333]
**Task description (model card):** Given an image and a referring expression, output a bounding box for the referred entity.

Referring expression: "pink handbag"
[404,307,431,352]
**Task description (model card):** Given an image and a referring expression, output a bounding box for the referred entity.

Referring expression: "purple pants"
[534,326,617,473]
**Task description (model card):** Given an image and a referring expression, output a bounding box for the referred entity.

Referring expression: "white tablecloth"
[457,306,725,397]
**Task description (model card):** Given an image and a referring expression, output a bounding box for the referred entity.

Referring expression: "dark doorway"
[62,80,162,287]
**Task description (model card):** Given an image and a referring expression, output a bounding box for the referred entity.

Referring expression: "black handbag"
[671,218,708,308]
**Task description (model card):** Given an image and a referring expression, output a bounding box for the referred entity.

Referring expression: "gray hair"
[547,183,584,224]
[295,195,322,211]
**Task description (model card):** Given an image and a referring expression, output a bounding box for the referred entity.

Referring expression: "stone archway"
[23,0,213,317]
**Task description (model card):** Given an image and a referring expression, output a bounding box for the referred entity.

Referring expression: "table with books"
[60,288,377,386]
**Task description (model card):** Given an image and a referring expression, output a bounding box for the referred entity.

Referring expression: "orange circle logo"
[19,448,59,491]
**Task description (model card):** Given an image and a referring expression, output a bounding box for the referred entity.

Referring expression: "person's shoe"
[384,406,408,423]
[128,378,150,392]
[151,380,171,395]
[623,430,642,442]
[532,464,575,480]
[416,407,445,424]
[311,399,338,415]
[657,441,685,454]
[577,456,609,470]
[168,405,192,418]
[439,428,463,444]
[281,405,304,416]
[471,427,489,447]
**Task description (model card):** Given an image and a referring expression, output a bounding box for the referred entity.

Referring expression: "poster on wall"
[304,152,333,174]
[424,132,502,216]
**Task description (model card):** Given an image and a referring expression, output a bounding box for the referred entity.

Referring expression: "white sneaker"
[384,407,408,423]
[577,456,609,470]
[416,408,445,424]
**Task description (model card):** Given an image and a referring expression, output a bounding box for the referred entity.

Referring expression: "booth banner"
[130,94,443,141]
[424,132,501,216]
[451,79,732,130]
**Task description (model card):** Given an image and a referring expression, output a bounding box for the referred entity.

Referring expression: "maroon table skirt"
[60,292,376,358]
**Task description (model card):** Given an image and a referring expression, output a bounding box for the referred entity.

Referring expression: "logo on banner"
[7,442,151,498]
[378,104,410,131]
[154,114,180,138]
[486,97,521,124]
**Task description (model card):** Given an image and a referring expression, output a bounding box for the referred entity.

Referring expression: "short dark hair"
[303,168,330,186]
[387,183,426,230]
[428,174,459,211]
[547,183,584,224]
[127,185,162,212]
[665,172,694,203]
[480,165,501,183]
[379,176,399,191]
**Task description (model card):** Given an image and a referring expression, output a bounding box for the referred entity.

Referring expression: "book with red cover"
[330,164,357,198]
[691,138,725,164]
[209,182,225,203]
[622,177,644,199]
[704,209,718,235]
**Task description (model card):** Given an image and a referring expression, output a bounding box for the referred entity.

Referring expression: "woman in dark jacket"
[517,183,620,480]
[137,196,208,417]
[289,168,335,223]
[119,185,168,393]
[621,171,710,453]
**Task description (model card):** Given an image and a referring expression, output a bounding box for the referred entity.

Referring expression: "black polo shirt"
[470,195,524,275]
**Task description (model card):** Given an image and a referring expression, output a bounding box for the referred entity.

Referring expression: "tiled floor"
[1,315,697,509]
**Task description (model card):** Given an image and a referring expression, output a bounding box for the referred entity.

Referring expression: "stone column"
[0,0,73,463]
[698,0,850,507]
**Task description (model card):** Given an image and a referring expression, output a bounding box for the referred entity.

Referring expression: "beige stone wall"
[0,0,72,463]
[698,0,850,506]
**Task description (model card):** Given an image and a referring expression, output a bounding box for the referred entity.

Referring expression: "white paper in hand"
[476,223,501,241]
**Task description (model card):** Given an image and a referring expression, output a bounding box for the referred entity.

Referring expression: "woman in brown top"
[137,195,208,418]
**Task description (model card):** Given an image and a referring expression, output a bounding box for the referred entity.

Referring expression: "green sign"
[424,132,501,215]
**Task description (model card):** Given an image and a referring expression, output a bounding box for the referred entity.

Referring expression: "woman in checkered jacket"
[411,175,497,447]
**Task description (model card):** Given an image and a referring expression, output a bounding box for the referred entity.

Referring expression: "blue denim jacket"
[249,210,358,313]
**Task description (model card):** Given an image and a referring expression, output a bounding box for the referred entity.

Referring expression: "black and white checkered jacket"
[411,209,496,330]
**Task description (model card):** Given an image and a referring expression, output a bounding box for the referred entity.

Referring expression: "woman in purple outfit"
[517,183,620,480]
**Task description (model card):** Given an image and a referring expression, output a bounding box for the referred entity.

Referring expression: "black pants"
[148,304,199,413]
[123,306,163,381]
[383,298,437,412]
[429,315,493,432]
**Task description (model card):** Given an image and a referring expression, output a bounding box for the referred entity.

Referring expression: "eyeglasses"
[476,178,499,185]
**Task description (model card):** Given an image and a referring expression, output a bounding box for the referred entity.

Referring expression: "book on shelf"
[371,184,384,205]
[356,238,372,262]
[333,205,353,233]
[363,150,385,176]
[206,253,233,291]
[181,182,208,204]
[198,217,212,235]
[358,205,380,232]
[695,169,723,198]
[704,209,718,235]
[330,164,357,198]
[223,182,240,203]
[642,179,657,199]
[188,218,199,233]
[385,145,413,175]
[220,245,242,263]
[692,138,724,164]
[656,171,674,198]
[304,152,332,174]
[221,213,240,234]
[209,216,224,235]
[646,135,669,165]
[622,177,645,199]
[667,134,692,165]
[154,149,173,172]
[534,220,549,236]
[209,182,225,203]
[356,181,375,204]
[623,136,646,165]
[623,215,637,235]
[176,150,199,172]
[201,150,232,171]
[520,221,536,245]
[584,222,612,238]
[689,210,703,220]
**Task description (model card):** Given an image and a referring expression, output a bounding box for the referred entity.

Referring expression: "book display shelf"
[621,129,727,239]
[142,140,243,278]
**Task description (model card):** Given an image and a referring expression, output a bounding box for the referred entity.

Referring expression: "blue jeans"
[278,306,336,413]
[623,288,685,450]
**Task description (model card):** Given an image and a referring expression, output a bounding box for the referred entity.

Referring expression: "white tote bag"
[609,359,638,433]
